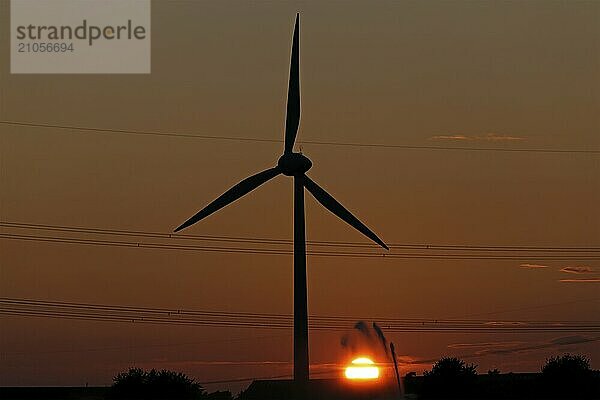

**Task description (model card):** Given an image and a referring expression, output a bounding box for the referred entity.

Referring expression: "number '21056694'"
[18,42,74,53]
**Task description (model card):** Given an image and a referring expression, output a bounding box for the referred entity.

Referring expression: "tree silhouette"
[541,354,597,398]
[109,368,205,399]
[426,357,477,378]
[422,357,477,398]
[542,354,591,376]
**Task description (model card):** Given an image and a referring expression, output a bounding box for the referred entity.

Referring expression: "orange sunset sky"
[0,0,599,393]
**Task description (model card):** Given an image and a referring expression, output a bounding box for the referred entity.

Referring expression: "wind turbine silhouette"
[174,13,388,386]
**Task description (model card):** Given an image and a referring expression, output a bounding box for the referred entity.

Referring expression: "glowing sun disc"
[344,357,380,380]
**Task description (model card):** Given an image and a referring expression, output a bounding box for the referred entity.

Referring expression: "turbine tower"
[174,13,388,387]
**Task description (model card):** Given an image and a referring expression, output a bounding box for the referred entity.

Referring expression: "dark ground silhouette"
[2,354,599,399]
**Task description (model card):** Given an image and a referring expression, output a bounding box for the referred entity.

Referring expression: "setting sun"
[344,357,380,380]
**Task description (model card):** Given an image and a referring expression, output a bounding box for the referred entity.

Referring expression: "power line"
[5,297,594,324]
[2,298,599,333]
[3,309,598,333]
[1,120,598,154]
[4,307,598,332]
[4,299,597,384]
[2,222,599,260]
[3,232,599,260]
[0,121,280,144]
[3,221,599,252]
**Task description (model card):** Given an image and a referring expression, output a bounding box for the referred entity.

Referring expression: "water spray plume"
[373,322,390,357]
[390,342,404,398]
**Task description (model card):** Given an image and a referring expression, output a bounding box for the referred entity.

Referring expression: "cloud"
[484,321,527,327]
[430,134,471,140]
[560,266,596,274]
[446,335,599,357]
[559,278,600,283]
[394,355,422,365]
[429,133,525,142]
[520,263,549,269]
[447,341,525,350]
[549,335,598,346]
[518,264,599,282]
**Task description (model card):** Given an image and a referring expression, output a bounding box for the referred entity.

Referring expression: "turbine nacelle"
[278,152,312,176]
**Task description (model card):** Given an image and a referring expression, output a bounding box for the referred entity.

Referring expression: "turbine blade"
[284,13,300,154]
[174,167,281,232]
[303,176,389,250]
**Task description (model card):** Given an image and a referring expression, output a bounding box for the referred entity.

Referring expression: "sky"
[1,0,599,394]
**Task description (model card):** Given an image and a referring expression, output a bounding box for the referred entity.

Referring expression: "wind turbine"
[174,13,388,386]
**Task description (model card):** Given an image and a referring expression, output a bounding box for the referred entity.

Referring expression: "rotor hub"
[278,153,312,176]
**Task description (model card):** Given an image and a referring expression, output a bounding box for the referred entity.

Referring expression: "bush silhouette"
[542,353,591,376]
[541,354,597,398]
[109,368,205,399]
[422,357,477,398]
